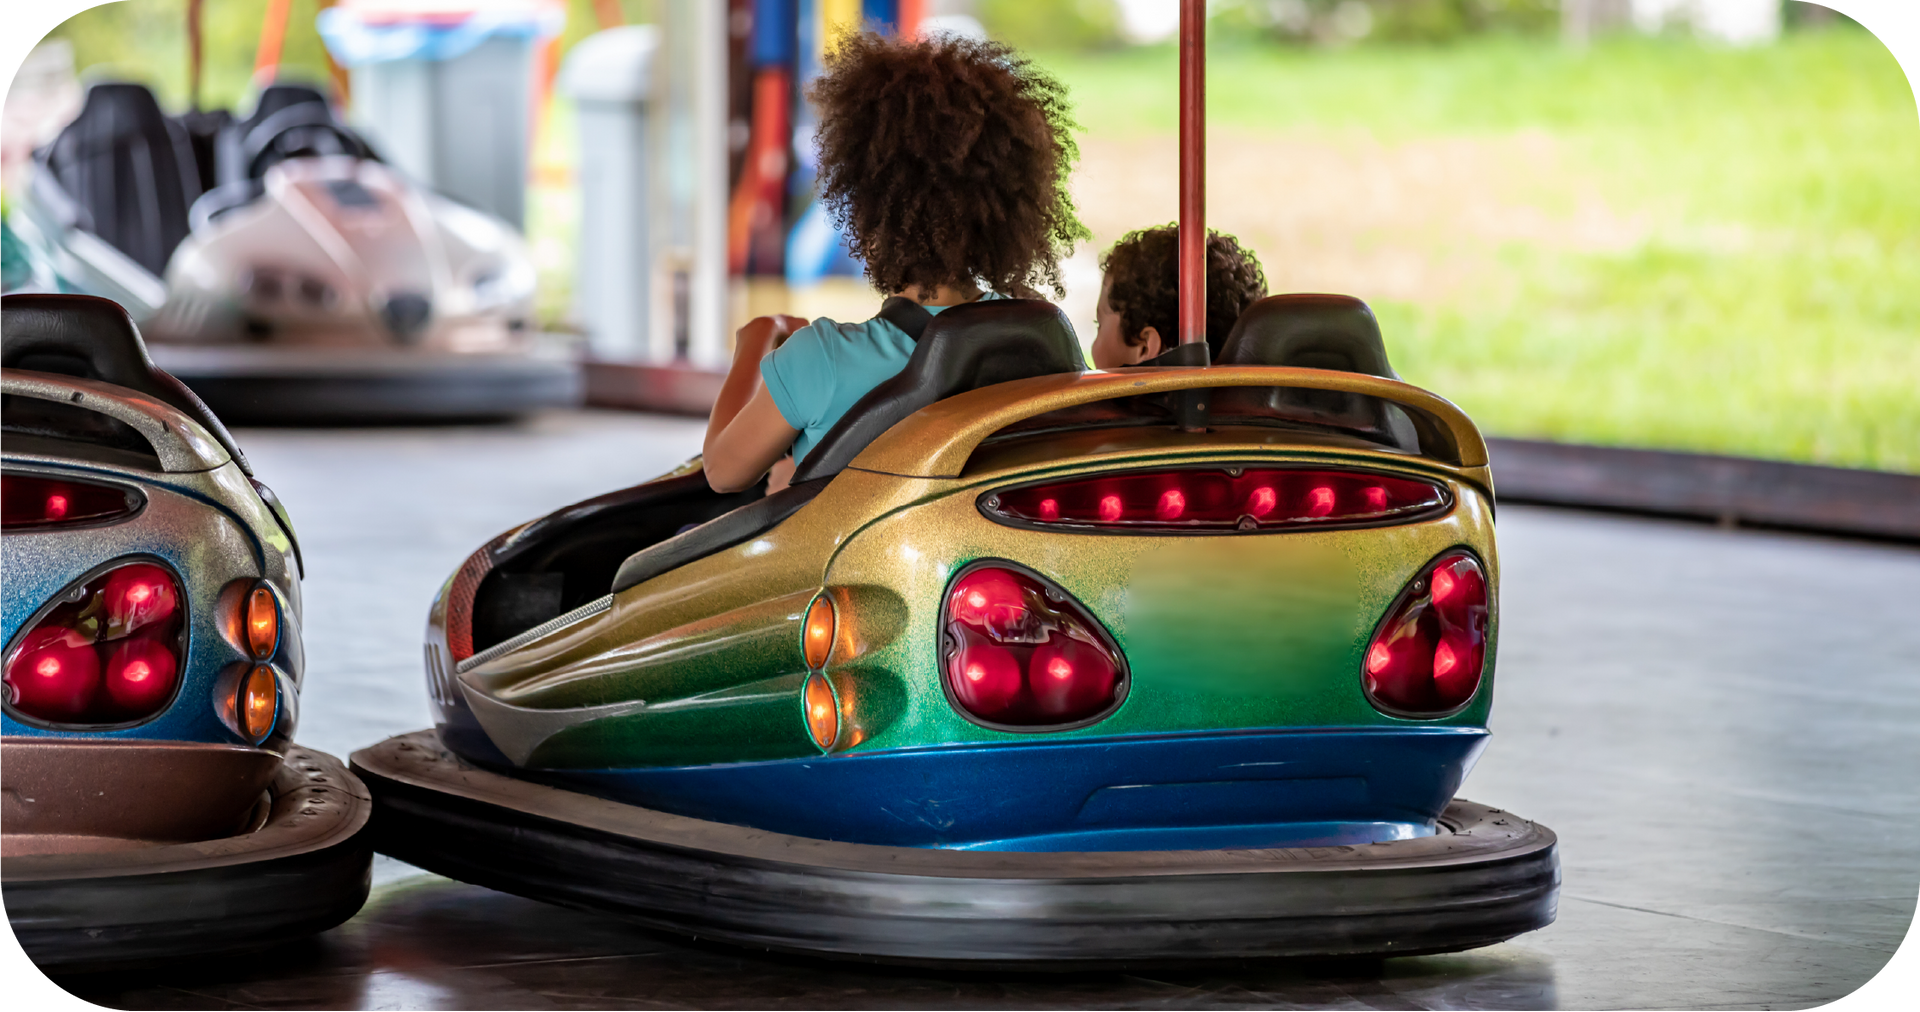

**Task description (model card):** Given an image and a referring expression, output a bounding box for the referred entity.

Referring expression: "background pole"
[187,0,203,110]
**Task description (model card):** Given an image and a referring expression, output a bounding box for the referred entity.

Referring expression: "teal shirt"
[761,293,1005,465]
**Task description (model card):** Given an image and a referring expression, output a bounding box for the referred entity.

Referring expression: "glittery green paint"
[823,468,1496,754]
[529,672,815,768]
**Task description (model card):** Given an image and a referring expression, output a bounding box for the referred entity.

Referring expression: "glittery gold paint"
[453,367,1497,771]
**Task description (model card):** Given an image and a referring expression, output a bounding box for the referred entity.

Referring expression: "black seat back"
[1214,294,1418,453]
[791,298,1085,482]
[243,84,332,130]
[173,108,234,194]
[41,83,202,277]
[218,84,368,185]
[1,294,251,474]
[1217,294,1397,377]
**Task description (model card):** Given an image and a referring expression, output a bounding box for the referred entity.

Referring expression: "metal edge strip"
[456,595,614,674]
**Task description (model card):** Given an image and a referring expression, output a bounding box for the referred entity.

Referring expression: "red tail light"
[983,468,1447,533]
[941,563,1127,728]
[4,561,186,726]
[1362,550,1490,717]
[2,474,142,530]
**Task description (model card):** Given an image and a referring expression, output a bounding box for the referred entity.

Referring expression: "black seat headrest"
[245,84,332,129]
[791,298,1085,482]
[1217,294,1398,378]
[42,83,202,277]
[1211,293,1419,453]
[2,294,251,475]
[218,84,368,185]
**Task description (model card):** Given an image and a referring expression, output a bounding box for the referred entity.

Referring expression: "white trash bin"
[318,0,564,231]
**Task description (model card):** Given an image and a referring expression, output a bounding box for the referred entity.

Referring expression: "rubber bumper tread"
[3,747,373,973]
[353,731,1559,968]
[151,349,581,424]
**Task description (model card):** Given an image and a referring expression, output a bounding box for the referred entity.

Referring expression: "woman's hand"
[734,314,811,361]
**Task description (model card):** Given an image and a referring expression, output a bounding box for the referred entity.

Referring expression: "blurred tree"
[40,0,660,114]
[979,0,1123,51]
[1214,0,1556,46]
[558,0,655,50]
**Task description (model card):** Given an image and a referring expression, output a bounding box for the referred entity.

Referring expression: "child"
[703,32,1087,493]
[1088,225,1268,369]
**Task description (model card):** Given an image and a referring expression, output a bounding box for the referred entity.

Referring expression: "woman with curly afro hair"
[703,30,1088,494]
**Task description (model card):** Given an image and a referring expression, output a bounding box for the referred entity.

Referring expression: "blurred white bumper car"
[12,82,578,423]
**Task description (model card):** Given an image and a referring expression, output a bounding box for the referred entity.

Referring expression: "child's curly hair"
[1100,226,1268,357]
[810,32,1088,300]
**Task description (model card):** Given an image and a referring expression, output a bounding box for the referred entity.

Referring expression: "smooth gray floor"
[55,411,1920,1010]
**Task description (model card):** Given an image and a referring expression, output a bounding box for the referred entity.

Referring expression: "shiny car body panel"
[540,726,1488,850]
[2,370,302,755]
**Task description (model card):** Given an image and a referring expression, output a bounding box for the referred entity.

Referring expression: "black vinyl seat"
[1,293,251,474]
[172,109,233,195]
[238,84,332,134]
[193,85,372,230]
[217,84,370,186]
[1213,294,1418,452]
[791,297,1085,482]
[37,83,202,277]
[1216,294,1397,376]
[608,298,1084,593]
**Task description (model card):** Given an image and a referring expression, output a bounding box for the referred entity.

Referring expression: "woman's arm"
[704,388,798,493]
[707,314,807,437]
[703,314,808,493]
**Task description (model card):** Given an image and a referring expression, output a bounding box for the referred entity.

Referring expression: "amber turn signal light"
[803,672,838,750]
[246,585,279,660]
[803,595,835,670]
[241,666,278,742]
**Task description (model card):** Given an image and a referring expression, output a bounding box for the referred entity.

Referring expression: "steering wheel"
[242,104,371,181]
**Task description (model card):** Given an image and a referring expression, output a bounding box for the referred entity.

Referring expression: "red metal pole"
[899,0,929,37]
[1177,0,1206,351]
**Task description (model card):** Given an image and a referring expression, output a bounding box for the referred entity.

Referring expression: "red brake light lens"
[941,564,1127,728]
[2,474,141,530]
[1362,550,1490,717]
[983,468,1446,532]
[3,562,186,726]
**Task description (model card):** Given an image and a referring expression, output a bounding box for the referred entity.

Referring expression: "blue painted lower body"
[526,727,1489,851]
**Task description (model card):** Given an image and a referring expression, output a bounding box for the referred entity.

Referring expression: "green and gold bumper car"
[352,294,1558,967]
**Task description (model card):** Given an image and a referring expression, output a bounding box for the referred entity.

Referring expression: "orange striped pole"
[254,0,293,85]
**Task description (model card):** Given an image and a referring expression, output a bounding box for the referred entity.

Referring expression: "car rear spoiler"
[849,365,1492,489]
[2,369,233,473]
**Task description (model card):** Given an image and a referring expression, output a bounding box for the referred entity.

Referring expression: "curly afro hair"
[809,32,1089,300]
[1100,226,1269,359]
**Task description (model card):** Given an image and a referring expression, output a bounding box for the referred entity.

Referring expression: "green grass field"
[1039,28,1920,471]
[26,10,1917,470]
